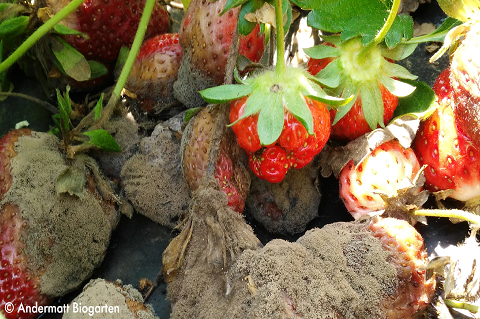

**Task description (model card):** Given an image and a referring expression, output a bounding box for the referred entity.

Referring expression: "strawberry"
[229,96,261,153]
[183,107,249,213]
[0,129,118,318]
[44,0,171,63]
[339,140,421,220]
[258,145,289,184]
[173,0,265,108]
[126,33,183,114]
[306,37,417,142]
[413,69,480,203]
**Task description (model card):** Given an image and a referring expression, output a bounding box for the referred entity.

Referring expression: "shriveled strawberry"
[306,37,417,142]
[367,217,435,318]
[126,33,183,114]
[339,140,421,219]
[45,0,171,63]
[183,107,249,213]
[173,0,265,108]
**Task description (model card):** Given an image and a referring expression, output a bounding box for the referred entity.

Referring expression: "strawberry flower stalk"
[305,0,418,141]
[200,0,350,183]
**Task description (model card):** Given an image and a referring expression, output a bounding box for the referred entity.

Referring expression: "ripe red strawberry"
[366,217,435,318]
[229,96,261,153]
[183,107,249,213]
[339,140,421,219]
[306,38,417,142]
[45,0,171,63]
[126,33,183,114]
[257,145,289,184]
[413,69,480,203]
[173,0,265,108]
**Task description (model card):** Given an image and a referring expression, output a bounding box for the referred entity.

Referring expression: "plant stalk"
[413,209,480,225]
[0,0,86,73]
[274,0,285,77]
[88,0,155,131]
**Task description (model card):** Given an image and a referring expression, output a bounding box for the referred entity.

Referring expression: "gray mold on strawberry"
[121,120,190,228]
[246,162,321,235]
[0,131,118,297]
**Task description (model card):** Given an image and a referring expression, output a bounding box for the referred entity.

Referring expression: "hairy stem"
[413,209,480,225]
[88,0,155,131]
[274,0,285,77]
[0,0,86,73]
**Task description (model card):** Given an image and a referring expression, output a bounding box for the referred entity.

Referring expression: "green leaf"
[182,0,191,10]
[51,36,91,81]
[0,16,29,39]
[94,93,104,120]
[257,91,284,145]
[407,17,462,44]
[53,23,89,38]
[115,46,129,70]
[393,80,436,118]
[436,0,480,22]
[384,14,413,48]
[199,84,253,103]
[314,58,342,88]
[288,0,319,10]
[88,60,108,79]
[221,0,250,15]
[283,0,292,36]
[380,58,417,80]
[378,74,416,97]
[303,45,340,60]
[238,0,263,35]
[283,91,314,134]
[83,129,122,152]
[56,87,71,132]
[184,107,203,123]
[360,81,384,130]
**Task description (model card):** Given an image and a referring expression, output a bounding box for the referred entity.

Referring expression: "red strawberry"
[259,145,289,184]
[413,70,480,203]
[183,107,249,213]
[126,33,183,114]
[339,140,421,220]
[45,0,171,63]
[229,96,261,153]
[173,0,265,108]
[306,38,417,142]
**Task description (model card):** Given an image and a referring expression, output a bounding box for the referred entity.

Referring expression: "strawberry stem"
[413,209,480,225]
[88,0,155,131]
[444,299,479,313]
[357,0,400,62]
[274,0,285,77]
[0,0,87,73]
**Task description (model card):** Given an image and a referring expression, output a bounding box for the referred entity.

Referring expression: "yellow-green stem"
[357,0,401,62]
[0,0,86,73]
[413,209,480,225]
[444,299,479,313]
[275,0,285,77]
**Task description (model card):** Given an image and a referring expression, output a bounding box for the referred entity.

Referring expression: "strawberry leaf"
[257,91,284,145]
[88,61,108,79]
[384,14,413,48]
[360,81,384,130]
[83,129,121,152]
[288,0,318,10]
[238,0,262,35]
[94,93,104,120]
[407,17,462,44]
[53,24,89,39]
[51,36,91,81]
[393,80,436,118]
[0,16,29,39]
[199,84,253,103]
[284,91,314,135]
[56,87,71,132]
[221,0,250,15]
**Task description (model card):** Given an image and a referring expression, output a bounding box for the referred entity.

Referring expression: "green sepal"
[51,36,91,81]
[378,74,416,97]
[407,17,462,44]
[380,58,417,80]
[234,66,247,84]
[379,42,417,60]
[436,0,480,22]
[257,91,284,145]
[393,80,436,119]
[303,78,351,107]
[283,90,314,135]
[199,84,253,104]
[303,45,340,60]
[314,58,342,88]
[222,0,250,15]
[238,0,263,36]
[360,81,384,130]
[88,61,108,79]
[94,93,104,120]
[53,24,89,39]
[332,80,358,125]
[321,35,342,47]
[229,88,270,126]
[0,16,28,39]
[384,14,413,48]
[83,129,122,152]
[184,107,203,123]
